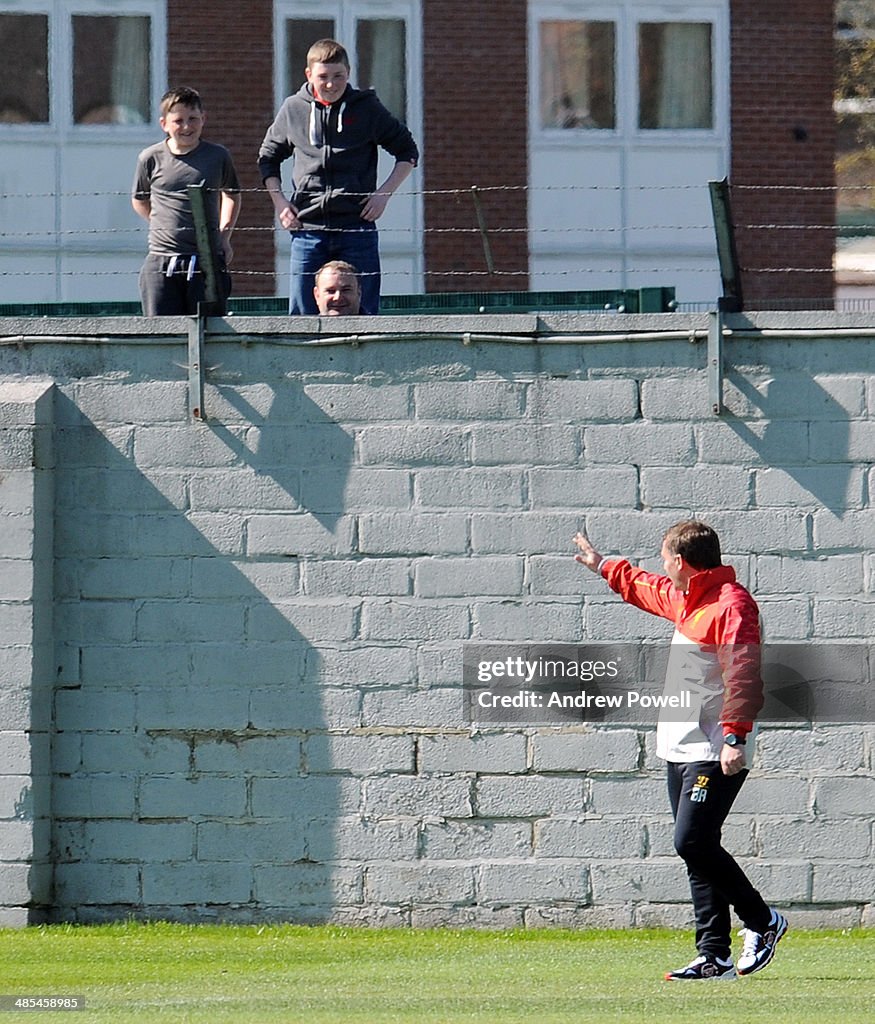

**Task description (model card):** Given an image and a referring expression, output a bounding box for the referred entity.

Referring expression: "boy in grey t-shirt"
[132,87,241,316]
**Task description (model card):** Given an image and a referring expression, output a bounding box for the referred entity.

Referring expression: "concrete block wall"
[0,381,54,925]
[0,312,873,926]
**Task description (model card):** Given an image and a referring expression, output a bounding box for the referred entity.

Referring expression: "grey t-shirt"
[133,139,240,256]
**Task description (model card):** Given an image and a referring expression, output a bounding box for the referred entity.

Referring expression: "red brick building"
[728,2,836,307]
[0,1,835,308]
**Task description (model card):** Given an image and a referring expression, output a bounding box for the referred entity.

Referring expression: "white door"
[528,1,729,306]
[0,0,166,304]
[271,0,423,299]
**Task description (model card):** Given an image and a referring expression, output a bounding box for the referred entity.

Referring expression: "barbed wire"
[0,224,724,239]
[0,266,848,279]
[1,182,871,284]
[0,182,873,201]
[2,222,863,240]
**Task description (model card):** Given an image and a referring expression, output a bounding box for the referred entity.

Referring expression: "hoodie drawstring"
[308,102,320,147]
[309,99,345,146]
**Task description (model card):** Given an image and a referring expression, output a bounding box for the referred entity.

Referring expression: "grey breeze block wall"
[1,310,874,928]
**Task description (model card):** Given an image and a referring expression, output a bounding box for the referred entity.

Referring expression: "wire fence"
[0,182,872,289]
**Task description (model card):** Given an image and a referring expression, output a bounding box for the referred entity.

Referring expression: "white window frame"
[530,2,621,143]
[273,0,421,133]
[0,2,53,133]
[529,1,728,147]
[0,0,166,137]
[629,6,726,142]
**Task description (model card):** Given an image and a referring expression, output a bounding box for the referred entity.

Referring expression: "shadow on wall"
[50,385,357,923]
[724,372,854,518]
[206,385,353,533]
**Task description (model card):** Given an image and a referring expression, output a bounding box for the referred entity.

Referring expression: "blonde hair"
[314,260,360,289]
[307,39,350,69]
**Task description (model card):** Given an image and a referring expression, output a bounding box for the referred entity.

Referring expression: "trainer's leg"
[668,762,731,960]
[671,761,772,954]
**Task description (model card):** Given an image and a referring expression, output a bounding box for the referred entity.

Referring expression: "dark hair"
[663,520,722,570]
[307,39,350,70]
[160,87,203,115]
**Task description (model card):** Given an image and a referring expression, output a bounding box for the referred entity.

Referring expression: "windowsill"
[532,128,723,146]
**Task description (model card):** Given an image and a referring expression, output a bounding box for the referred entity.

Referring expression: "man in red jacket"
[573,521,788,981]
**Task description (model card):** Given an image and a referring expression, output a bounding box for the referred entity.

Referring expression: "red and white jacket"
[601,559,764,763]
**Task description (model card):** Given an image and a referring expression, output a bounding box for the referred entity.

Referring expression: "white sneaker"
[665,954,737,981]
[737,909,788,976]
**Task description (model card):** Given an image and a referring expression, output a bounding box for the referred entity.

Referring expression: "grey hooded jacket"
[257,82,419,229]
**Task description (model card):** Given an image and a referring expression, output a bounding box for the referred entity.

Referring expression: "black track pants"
[667,760,772,960]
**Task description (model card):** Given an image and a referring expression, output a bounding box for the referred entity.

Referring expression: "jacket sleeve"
[257,100,296,182]
[371,98,419,165]
[716,586,764,727]
[601,559,681,622]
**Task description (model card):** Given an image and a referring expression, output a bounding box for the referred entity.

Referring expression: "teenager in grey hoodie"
[258,38,418,315]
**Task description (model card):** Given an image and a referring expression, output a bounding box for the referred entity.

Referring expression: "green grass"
[0,923,872,1023]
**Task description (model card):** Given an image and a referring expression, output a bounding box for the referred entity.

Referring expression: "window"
[539,20,615,129]
[638,22,713,129]
[533,6,721,136]
[281,6,409,121]
[356,18,406,121]
[0,13,49,123]
[284,18,335,95]
[73,15,151,124]
[0,3,159,130]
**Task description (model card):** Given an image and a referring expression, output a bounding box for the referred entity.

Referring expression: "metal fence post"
[185,181,224,421]
[187,182,222,315]
[708,178,743,314]
[707,309,724,416]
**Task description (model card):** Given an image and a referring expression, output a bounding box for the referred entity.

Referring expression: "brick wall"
[168,0,276,295]
[2,312,873,926]
[160,2,837,306]
[729,2,836,307]
[421,0,530,291]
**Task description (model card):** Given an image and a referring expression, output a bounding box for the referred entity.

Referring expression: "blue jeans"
[289,226,380,315]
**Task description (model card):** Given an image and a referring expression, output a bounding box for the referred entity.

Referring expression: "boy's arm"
[258,106,300,230]
[131,196,151,222]
[219,191,242,264]
[263,175,301,231]
[361,96,418,222]
[132,152,154,223]
[360,160,415,222]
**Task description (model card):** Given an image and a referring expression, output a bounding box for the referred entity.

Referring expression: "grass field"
[0,923,872,1023]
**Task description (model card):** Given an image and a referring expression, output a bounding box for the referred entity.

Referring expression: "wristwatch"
[723,733,746,747]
